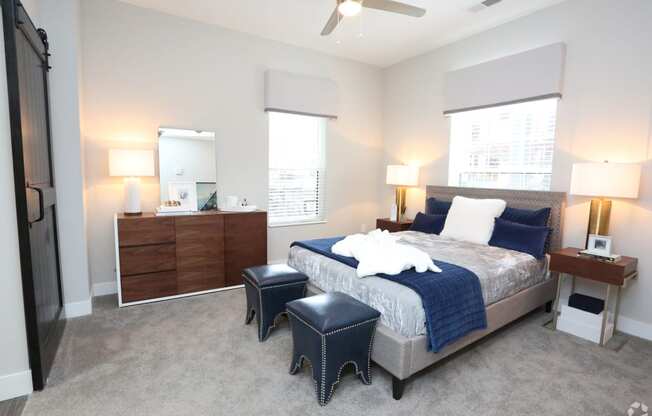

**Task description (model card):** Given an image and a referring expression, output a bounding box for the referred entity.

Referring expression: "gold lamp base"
[395,187,407,222]
[586,198,611,246]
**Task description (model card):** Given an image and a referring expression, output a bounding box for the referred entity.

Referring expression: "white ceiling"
[117,0,567,67]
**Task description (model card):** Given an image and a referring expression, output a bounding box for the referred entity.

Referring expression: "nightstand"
[549,247,638,345]
[376,218,413,232]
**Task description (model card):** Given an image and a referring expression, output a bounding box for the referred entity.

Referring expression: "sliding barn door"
[2,0,65,390]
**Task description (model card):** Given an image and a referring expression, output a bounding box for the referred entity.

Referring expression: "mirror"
[158,127,217,211]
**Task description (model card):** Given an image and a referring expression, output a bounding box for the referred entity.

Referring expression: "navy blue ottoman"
[286,292,381,406]
[243,264,308,342]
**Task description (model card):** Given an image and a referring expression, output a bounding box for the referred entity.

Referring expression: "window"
[268,112,326,226]
[448,98,558,191]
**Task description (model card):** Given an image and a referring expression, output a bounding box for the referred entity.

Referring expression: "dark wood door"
[2,1,65,390]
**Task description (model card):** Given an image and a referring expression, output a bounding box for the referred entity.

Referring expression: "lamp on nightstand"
[570,161,641,246]
[386,165,419,222]
[109,149,155,216]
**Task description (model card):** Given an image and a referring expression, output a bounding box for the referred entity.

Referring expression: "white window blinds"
[268,112,326,226]
[448,98,558,191]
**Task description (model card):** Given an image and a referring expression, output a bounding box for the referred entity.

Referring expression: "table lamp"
[109,149,155,216]
[570,161,641,245]
[386,165,419,222]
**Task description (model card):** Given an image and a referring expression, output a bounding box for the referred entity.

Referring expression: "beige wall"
[383,0,652,337]
[40,0,92,316]
[80,0,383,289]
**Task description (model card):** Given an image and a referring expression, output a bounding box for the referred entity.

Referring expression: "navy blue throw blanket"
[291,237,487,352]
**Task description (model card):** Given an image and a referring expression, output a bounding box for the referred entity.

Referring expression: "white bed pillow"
[440,196,507,245]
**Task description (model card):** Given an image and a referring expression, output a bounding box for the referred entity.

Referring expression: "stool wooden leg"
[289,354,304,375]
[356,359,372,385]
[245,307,255,325]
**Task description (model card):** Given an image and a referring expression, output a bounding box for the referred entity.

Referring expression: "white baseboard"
[64,297,92,318]
[92,281,117,297]
[617,316,652,341]
[0,370,32,402]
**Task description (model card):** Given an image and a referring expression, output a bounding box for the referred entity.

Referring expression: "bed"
[287,186,566,399]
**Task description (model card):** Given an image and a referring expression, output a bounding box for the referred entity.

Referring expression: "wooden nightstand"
[376,218,413,232]
[550,247,638,345]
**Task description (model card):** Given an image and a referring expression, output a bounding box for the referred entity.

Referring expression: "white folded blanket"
[332,229,442,278]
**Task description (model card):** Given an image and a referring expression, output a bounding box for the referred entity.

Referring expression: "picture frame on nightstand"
[581,234,620,261]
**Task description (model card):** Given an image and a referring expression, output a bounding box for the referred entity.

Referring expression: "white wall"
[19,0,39,25]
[81,0,384,288]
[383,0,652,338]
[40,0,92,317]
[0,6,34,403]
[159,137,216,201]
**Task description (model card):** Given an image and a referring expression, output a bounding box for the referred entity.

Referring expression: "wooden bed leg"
[545,300,553,313]
[392,376,407,400]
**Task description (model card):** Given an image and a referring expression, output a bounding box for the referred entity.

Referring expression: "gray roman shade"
[443,43,566,115]
[264,70,338,119]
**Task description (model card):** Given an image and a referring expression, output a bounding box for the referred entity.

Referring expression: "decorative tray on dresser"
[114,210,267,306]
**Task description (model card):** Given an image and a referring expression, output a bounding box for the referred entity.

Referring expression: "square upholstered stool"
[286,292,381,406]
[243,264,308,342]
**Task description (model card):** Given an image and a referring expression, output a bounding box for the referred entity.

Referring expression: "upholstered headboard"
[426,186,566,253]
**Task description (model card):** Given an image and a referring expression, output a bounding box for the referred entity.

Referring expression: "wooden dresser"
[114,211,267,306]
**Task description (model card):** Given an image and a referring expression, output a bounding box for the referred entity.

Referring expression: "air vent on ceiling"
[469,0,503,13]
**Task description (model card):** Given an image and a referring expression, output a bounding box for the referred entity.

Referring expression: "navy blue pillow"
[410,212,446,235]
[500,206,551,227]
[425,198,452,216]
[489,218,551,259]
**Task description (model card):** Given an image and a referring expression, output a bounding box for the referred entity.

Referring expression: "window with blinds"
[448,98,558,191]
[268,112,326,226]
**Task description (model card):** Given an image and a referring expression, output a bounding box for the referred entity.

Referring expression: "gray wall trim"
[264,107,338,120]
[443,93,562,116]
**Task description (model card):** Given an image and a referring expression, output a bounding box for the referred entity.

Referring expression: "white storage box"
[557,304,613,344]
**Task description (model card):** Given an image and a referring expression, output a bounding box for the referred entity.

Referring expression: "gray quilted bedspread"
[287,231,548,338]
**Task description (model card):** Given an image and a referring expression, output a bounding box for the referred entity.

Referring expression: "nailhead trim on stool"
[287,310,379,406]
[243,274,307,342]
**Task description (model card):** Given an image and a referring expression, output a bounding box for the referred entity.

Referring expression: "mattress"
[287,230,549,338]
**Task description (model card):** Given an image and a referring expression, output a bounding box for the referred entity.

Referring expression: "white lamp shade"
[570,162,641,199]
[109,149,155,177]
[386,165,419,186]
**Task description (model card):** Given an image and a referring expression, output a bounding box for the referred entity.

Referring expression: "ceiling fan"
[321,0,426,36]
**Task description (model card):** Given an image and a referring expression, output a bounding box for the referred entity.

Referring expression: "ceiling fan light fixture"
[338,0,363,17]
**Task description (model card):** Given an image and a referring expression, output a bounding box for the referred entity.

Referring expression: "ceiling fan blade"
[362,0,426,17]
[321,8,340,36]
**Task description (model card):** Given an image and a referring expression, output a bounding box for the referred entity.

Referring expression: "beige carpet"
[22,290,652,416]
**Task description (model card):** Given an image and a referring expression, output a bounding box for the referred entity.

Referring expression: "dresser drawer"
[119,244,176,276]
[224,212,267,287]
[176,214,225,289]
[177,270,225,294]
[117,217,175,247]
[121,271,177,303]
